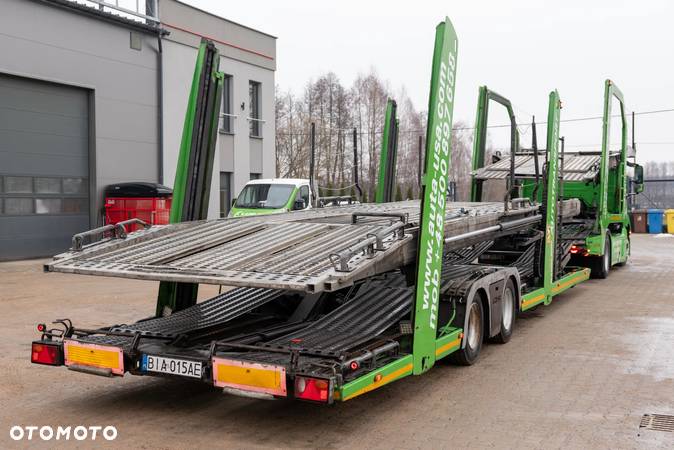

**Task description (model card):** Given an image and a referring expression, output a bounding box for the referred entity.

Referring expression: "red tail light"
[570,245,588,256]
[31,341,63,366]
[294,376,331,403]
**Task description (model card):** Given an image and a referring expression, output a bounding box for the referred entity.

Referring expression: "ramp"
[264,284,413,354]
[71,287,283,349]
[474,152,602,182]
[111,287,282,337]
[46,201,539,293]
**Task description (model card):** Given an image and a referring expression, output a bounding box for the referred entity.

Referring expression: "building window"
[295,185,310,210]
[5,176,32,193]
[250,173,262,180]
[221,75,234,133]
[249,81,262,137]
[0,175,87,216]
[219,172,232,218]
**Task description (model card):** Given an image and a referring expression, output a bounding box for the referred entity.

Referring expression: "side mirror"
[293,199,306,210]
[231,198,237,208]
[634,164,644,193]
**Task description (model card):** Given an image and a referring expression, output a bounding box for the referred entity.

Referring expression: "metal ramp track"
[445,240,494,264]
[261,283,413,354]
[72,287,283,349]
[232,262,514,365]
[509,244,536,279]
[441,264,490,285]
[474,153,601,182]
[111,287,282,337]
[76,334,136,351]
[46,201,539,293]
[561,221,594,241]
[229,264,491,364]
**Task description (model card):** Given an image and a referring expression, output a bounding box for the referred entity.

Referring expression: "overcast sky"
[186,0,673,162]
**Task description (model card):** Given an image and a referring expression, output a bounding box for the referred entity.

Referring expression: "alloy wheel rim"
[502,287,514,331]
[467,303,481,349]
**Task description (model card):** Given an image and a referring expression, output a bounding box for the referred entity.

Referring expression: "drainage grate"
[640,414,674,433]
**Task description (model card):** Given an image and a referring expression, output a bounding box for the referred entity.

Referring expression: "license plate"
[63,340,124,376]
[141,354,203,379]
[212,357,286,396]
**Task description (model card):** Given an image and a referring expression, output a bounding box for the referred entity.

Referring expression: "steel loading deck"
[45,201,540,293]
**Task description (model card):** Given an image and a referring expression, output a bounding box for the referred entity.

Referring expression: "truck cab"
[229,178,312,217]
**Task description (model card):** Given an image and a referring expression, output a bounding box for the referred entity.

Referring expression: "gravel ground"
[1,233,673,449]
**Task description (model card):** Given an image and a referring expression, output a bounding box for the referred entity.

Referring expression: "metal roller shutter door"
[0,74,89,260]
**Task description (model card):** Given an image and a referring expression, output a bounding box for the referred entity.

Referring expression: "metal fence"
[66,0,159,25]
[633,179,674,209]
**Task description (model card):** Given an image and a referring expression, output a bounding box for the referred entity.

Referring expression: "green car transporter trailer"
[31,17,641,404]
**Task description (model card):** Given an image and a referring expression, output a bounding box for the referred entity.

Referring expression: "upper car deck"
[46,201,540,293]
[474,152,603,182]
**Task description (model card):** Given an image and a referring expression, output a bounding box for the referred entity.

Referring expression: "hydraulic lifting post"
[156,39,224,316]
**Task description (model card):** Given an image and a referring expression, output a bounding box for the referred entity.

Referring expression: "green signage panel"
[412,17,458,374]
[543,90,560,301]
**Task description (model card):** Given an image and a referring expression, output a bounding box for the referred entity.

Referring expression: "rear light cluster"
[31,342,64,366]
[570,245,589,256]
[294,376,330,402]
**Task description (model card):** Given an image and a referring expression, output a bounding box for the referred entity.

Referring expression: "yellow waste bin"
[666,209,674,234]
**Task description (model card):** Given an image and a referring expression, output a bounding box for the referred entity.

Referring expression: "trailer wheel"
[590,234,611,279]
[450,295,484,366]
[492,278,517,344]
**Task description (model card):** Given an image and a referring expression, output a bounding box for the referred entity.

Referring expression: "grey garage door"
[0,74,90,260]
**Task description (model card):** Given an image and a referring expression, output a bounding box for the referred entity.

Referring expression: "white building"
[0,0,276,259]
[159,0,277,219]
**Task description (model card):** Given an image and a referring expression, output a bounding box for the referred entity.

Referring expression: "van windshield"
[235,184,295,209]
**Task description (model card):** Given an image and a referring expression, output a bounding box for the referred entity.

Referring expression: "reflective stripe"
[342,364,413,401]
[435,338,461,356]
[522,293,545,308]
[552,273,587,293]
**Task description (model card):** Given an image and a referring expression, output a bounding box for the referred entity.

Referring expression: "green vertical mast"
[470,86,488,202]
[543,90,561,302]
[598,79,627,232]
[469,86,520,204]
[169,42,206,224]
[156,40,224,316]
[412,17,458,375]
[375,98,398,203]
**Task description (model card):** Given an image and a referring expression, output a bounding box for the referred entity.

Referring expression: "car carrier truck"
[30,18,641,404]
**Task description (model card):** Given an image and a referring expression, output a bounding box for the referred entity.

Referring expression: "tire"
[590,234,611,279]
[492,278,517,344]
[450,295,484,366]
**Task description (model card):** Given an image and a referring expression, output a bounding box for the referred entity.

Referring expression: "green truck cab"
[229,178,312,218]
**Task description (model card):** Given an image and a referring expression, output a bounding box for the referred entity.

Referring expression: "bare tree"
[277,70,490,202]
